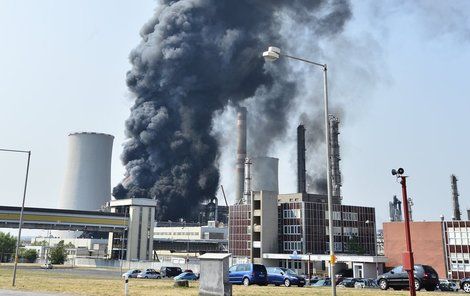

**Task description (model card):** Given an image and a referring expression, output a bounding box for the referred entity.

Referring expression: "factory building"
[384,220,470,280]
[229,192,381,277]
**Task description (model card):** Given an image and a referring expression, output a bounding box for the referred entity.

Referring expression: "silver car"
[137,269,161,279]
[122,269,141,278]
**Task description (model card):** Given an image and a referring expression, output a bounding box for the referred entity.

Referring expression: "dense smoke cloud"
[114,0,352,221]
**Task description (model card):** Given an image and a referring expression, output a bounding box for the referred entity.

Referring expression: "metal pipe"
[322,65,336,296]
[12,150,31,286]
[400,176,416,296]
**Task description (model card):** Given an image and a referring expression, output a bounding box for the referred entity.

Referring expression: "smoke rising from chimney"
[113,0,352,220]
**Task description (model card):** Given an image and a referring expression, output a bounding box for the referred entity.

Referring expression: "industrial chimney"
[451,174,461,220]
[58,132,114,211]
[235,107,247,204]
[329,115,342,198]
[297,124,306,194]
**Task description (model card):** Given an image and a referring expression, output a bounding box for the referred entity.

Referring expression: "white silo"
[251,156,279,193]
[58,132,114,211]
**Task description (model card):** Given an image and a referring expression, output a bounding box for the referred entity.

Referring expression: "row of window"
[448,238,470,245]
[283,225,301,234]
[154,231,199,236]
[283,241,302,251]
[325,226,359,236]
[324,211,358,221]
[283,209,301,218]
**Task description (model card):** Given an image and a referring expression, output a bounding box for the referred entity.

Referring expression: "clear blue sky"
[0,1,469,236]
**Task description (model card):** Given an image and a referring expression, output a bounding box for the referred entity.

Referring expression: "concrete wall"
[260,191,278,265]
[383,221,445,277]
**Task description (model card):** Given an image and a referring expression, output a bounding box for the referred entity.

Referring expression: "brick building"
[383,220,470,280]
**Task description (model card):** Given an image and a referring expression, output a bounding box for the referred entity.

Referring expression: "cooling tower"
[251,156,279,193]
[235,107,247,203]
[58,132,114,211]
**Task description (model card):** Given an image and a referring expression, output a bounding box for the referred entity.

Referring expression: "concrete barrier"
[199,253,231,296]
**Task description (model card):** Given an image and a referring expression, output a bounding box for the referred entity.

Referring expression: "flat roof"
[0,206,124,217]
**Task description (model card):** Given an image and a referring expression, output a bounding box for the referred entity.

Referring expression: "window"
[325,211,341,220]
[283,225,301,234]
[342,212,358,221]
[334,242,342,251]
[325,226,342,236]
[283,209,301,219]
[343,227,358,236]
[283,241,302,251]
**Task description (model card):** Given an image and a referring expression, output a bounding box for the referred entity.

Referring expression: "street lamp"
[0,148,31,287]
[262,46,336,296]
[365,220,379,277]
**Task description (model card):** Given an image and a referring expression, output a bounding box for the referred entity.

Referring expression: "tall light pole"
[365,220,379,277]
[0,148,31,287]
[262,46,336,296]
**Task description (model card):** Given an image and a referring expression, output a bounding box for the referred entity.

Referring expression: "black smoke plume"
[114,0,352,221]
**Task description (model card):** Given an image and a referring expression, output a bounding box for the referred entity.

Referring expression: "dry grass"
[0,266,457,296]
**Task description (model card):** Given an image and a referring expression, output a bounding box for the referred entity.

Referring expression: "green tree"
[346,235,365,254]
[49,240,67,264]
[31,240,47,246]
[19,248,38,263]
[0,232,17,262]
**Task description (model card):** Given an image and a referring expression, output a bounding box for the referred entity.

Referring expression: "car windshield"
[285,269,297,276]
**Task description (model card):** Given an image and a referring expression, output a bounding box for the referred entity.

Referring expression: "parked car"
[354,278,379,289]
[312,279,331,287]
[228,263,268,286]
[137,269,161,279]
[377,264,439,291]
[266,267,305,287]
[438,279,458,292]
[340,278,358,287]
[460,278,470,293]
[160,266,182,278]
[41,263,53,269]
[183,269,193,273]
[174,272,198,281]
[122,269,141,278]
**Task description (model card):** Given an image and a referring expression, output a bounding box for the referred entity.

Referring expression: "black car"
[460,278,470,293]
[160,266,182,278]
[377,264,439,291]
[340,277,359,287]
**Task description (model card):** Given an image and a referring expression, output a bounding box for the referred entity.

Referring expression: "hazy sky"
[0,1,469,236]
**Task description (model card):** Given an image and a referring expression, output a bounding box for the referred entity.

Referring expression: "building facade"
[383,220,470,280]
[229,192,381,277]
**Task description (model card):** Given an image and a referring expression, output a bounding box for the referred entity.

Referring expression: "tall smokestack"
[451,174,461,220]
[297,124,306,193]
[329,115,342,198]
[235,107,247,204]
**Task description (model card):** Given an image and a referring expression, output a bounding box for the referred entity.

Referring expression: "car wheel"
[145,276,148,279]
[463,282,470,293]
[284,279,291,287]
[414,279,421,291]
[243,277,250,286]
[379,279,388,290]
[425,285,436,291]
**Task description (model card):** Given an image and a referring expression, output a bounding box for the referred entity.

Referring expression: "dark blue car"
[266,267,305,287]
[228,263,268,286]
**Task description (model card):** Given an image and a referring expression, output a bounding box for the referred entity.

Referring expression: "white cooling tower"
[251,156,279,193]
[58,132,114,211]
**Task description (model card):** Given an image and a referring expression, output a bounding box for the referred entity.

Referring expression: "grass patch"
[0,266,457,295]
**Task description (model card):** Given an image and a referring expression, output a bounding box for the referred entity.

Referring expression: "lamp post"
[365,220,379,277]
[392,167,416,296]
[0,148,31,287]
[262,46,336,296]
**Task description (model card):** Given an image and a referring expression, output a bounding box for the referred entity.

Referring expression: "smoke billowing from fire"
[114,0,352,220]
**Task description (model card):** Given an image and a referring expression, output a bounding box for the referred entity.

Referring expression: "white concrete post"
[124,274,129,296]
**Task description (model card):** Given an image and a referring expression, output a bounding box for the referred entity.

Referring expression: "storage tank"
[58,132,114,211]
[251,156,279,193]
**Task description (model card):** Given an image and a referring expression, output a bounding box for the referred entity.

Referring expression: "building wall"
[259,191,278,264]
[383,222,445,277]
[228,204,251,257]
